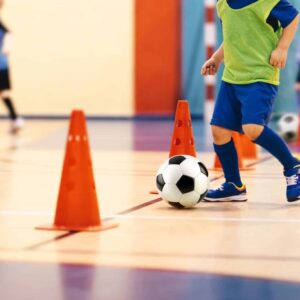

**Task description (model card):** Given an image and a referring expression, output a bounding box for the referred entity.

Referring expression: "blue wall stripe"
[182,0,205,117]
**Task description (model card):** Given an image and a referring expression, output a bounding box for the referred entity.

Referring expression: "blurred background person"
[0,0,23,134]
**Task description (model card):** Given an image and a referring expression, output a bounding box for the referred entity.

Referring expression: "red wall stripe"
[206,84,215,101]
[135,0,181,115]
[205,7,215,23]
[206,46,215,60]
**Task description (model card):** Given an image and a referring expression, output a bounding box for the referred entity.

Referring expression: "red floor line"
[24,155,273,251]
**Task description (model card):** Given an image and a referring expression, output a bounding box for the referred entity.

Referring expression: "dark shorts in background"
[0,68,11,91]
[211,81,278,133]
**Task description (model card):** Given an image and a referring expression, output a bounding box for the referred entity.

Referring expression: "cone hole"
[187,120,192,127]
[68,135,73,142]
[174,138,181,145]
[75,135,81,142]
[176,120,183,127]
[189,138,194,145]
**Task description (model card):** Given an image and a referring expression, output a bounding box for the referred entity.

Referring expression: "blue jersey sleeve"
[270,0,299,28]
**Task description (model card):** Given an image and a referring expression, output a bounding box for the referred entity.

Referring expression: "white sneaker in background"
[10,117,25,135]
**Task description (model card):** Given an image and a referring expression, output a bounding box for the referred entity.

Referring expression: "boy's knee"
[211,125,232,145]
[242,124,264,141]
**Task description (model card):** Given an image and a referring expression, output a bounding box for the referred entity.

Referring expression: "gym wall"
[4,0,134,116]
[3,0,204,117]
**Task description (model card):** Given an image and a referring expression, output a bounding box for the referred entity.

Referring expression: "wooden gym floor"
[1,119,300,299]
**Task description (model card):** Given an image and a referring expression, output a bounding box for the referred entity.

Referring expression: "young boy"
[201,0,300,202]
[0,1,24,134]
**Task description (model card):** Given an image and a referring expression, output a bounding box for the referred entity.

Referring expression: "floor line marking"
[3,246,300,264]
[104,214,300,224]
[0,211,53,216]
[25,232,78,251]
[24,198,162,251]
[3,212,300,225]
[23,155,273,250]
[208,155,273,182]
[35,249,300,262]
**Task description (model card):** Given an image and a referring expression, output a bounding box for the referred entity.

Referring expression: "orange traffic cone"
[36,110,117,232]
[240,134,257,159]
[213,132,254,171]
[169,100,197,158]
[150,100,197,195]
[232,132,246,169]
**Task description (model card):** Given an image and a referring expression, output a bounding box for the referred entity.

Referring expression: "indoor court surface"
[1,119,300,299]
[0,0,299,299]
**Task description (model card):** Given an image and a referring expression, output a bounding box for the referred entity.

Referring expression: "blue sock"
[214,139,243,186]
[254,126,299,171]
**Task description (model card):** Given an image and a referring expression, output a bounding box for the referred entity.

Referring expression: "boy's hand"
[270,47,288,69]
[201,57,221,76]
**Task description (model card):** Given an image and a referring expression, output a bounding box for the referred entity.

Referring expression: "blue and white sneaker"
[204,182,247,202]
[285,165,300,202]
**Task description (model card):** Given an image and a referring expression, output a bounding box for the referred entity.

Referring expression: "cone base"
[36,222,118,232]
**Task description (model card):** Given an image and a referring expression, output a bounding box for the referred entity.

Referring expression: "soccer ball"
[277,113,299,142]
[156,155,209,208]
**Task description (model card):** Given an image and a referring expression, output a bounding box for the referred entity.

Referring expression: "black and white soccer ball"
[156,155,209,208]
[277,113,299,143]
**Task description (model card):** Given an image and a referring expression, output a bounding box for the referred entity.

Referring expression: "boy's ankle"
[226,181,243,189]
[228,182,246,190]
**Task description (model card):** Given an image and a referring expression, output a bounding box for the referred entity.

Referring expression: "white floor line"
[2,210,300,224]
[107,214,300,224]
[0,210,53,216]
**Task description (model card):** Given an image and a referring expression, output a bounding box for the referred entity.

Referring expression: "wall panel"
[4,0,134,116]
[135,0,181,115]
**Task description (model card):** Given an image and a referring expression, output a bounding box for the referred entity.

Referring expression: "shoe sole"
[204,194,247,202]
[287,197,300,203]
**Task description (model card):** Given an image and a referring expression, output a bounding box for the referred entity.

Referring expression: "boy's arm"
[211,43,224,63]
[201,43,224,76]
[270,14,299,68]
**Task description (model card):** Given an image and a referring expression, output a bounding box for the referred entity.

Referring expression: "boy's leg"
[210,81,243,187]
[204,125,247,202]
[243,124,299,171]
[212,125,243,187]
[205,81,247,202]
[243,124,300,202]
[236,82,300,202]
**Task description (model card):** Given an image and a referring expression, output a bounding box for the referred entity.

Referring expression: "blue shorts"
[211,81,278,133]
